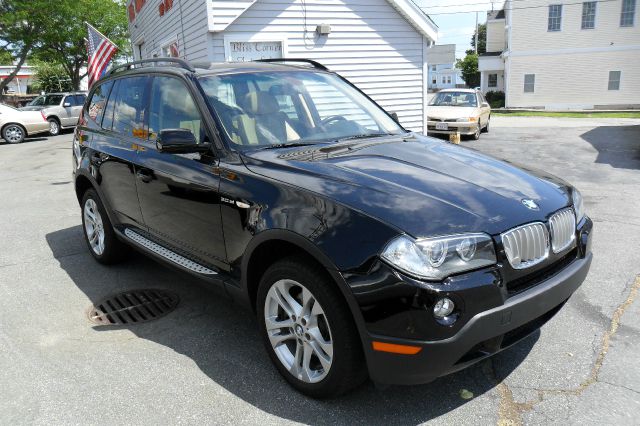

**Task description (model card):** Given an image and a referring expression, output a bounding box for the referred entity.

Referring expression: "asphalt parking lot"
[1,116,639,425]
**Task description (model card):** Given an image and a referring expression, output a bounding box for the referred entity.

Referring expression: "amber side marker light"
[372,341,422,355]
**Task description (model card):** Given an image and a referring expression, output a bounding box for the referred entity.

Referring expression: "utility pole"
[475,11,479,54]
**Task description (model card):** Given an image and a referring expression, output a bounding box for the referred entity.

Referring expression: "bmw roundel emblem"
[521,199,539,210]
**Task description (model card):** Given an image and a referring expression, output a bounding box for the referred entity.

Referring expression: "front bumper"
[427,121,478,136]
[362,252,591,384]
[346,217,593,385]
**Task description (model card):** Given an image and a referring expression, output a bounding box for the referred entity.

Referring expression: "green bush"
[485,91,505,108]
[33,62,73,93]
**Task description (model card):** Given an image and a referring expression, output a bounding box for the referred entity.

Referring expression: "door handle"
[136,169,153,183]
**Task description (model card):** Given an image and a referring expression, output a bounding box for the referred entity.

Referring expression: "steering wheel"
[320,115,348,126]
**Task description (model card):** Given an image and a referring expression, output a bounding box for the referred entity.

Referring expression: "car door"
[61,95,77,127]
[89,77,146,229]
[134,75,226,270]
[478,92,491,126]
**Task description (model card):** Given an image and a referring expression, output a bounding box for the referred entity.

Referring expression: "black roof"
[487,9,505,20]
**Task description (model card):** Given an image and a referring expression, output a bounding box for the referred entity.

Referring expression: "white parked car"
[426,89,491,140]
[0,103,50,144]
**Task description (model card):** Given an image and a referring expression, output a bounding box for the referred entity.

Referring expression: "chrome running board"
[124,228,218,275]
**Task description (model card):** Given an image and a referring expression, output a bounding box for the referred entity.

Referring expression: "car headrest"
[242,91,280,116]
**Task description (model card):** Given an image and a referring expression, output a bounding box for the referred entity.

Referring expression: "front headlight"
[572,188,585,222]
[381,234,497,281]
[456,117,478,122]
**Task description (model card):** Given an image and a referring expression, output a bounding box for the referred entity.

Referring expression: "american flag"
[86,23,118,87]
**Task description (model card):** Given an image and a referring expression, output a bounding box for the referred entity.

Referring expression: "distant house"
[0,65,36,95]
[126,0,439,133]
[479,0,640,109]
[428,63,465,90]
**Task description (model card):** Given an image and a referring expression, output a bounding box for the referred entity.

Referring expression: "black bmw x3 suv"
[72,58,593,398]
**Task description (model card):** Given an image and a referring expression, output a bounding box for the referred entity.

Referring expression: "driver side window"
[148,76,204,144]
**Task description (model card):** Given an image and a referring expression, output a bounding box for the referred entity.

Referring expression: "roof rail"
[108,57,195,76]
[254,58,329,71]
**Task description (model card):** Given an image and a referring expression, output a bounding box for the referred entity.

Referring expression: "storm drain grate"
[88,289,179,326]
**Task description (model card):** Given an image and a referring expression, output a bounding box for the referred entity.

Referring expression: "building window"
[488,74,498,87]
[621,0,636,26]
[447,76,452,84]
[608,71,621,90]
[524,74,535,93]
[582,2,597,29]
[548,4,563,31]
[431,65,436,71]
[442,76,446,84]
[432,78,437,84]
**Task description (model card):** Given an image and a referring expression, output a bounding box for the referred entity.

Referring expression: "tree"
[34,0,130,90]
[33,62,74,93]
[456,53,480,88]
[0,48,13,65]
[470,23,486,54]
[0,0,54,98]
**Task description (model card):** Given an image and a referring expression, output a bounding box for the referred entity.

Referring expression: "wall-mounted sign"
[226,41,283,62]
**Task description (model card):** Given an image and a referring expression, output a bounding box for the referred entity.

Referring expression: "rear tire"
[2,124,26,144]
[257,256,367,398]
[81,189,128,264]
[48,118,60,136]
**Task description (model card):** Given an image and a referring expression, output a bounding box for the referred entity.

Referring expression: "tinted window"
[64,96,77,107]
[111,77,149,139]
[75,94,87,106]
[87,81,113,123]
[148,76,204,143]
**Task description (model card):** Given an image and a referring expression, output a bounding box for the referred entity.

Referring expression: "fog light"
[433,298,455,319]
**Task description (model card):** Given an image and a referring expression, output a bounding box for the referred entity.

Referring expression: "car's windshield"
[28,94,63,106]
[429,92,478,107]
[198,71,404,149]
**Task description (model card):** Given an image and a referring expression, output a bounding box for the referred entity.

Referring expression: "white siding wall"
[209,0,426,132]
[128,0,210,62]
[505,0,640,108]
[486,19,505,53]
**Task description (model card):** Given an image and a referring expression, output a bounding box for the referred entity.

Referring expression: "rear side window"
[87,82,113,123]
[75,94,87,105]
[111,77,150,139]
[148,76,203,143]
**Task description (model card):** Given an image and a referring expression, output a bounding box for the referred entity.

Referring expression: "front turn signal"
[372,341,422,355]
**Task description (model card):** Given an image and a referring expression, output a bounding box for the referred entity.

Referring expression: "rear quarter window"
[87,81,113,124]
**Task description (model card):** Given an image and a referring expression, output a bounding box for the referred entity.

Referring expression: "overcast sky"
[415,0,505,58]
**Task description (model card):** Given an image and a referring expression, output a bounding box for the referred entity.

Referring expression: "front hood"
[427,106,478,120]
[241,134,572,237]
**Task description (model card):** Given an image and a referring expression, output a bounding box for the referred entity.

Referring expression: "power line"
[422,0,618,15]
[420,0,529,9]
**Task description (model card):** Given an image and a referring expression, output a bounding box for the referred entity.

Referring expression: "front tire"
[257,257,367,398]
[2,124,26,144]
[48,118,60,136]
[482,116,490,133]
[81,189,128,264]
[471,124,481,140]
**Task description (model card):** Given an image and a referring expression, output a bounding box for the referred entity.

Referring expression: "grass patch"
[493,111,640,118]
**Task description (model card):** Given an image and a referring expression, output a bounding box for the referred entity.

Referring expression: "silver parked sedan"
[0,103,50,143]
[426,89,491,140]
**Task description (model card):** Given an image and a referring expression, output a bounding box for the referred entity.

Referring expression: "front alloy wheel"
[264,279,333,383]
[257,257,366,398]
[80,189,128,264]
[2,124,25,144]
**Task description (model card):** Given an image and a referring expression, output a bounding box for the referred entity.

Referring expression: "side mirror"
[63,102,72,107]
[390,112,400,123]
[156,129,210,154]
[482,102,490,108]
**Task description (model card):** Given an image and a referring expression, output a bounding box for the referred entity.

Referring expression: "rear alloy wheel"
[257,257,366,398]
[2,124,25,144]
[48,118,60,136]
[81,189,128,264]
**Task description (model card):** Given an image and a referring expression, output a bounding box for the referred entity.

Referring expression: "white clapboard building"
[126,0,439,133]
[479,0,640,109]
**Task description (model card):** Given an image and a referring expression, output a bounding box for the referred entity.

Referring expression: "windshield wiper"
[261,142,318,150]
[336,133,391,142]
